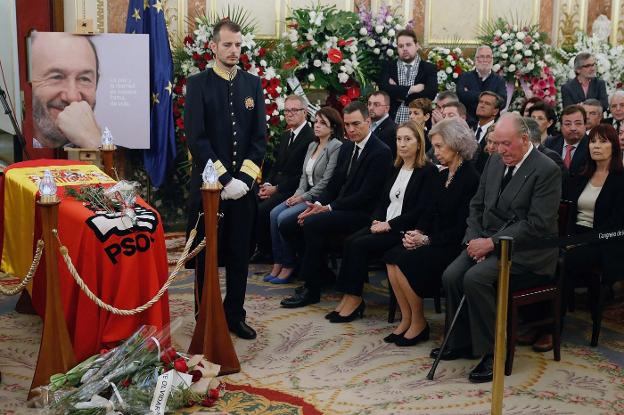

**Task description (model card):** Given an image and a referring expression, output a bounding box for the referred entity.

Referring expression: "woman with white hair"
[383,118,480,346]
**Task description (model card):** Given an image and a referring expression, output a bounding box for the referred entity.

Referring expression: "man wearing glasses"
[456,45,507,127]
[368,91,397,157]
[561,53,608,110]
[252,95,314,263]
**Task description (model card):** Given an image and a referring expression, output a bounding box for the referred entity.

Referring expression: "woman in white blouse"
[328,121,437,322]
[264,107,344,283]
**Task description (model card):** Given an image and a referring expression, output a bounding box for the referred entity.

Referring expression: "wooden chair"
[504,200,571,375]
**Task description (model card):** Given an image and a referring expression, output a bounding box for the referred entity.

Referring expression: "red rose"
[269,116,280,126]
[177,97,185,106]
[454,66,462,74]
[258,67,264,77]
[437,59,445,69]
[346,86,360,99]
[174,357,188,373]
[338,94,351,107]
[200,397,216,407]
[548,86,557,96]
[203,53,211,61]
[161,348,178,365]
[240,54,249,64]
[180,134,187,143]
[337,39,346,47]
[258,47,266,57]
[209,389,220,399]
[327,48,343,64]
[261,78,268,88]
[282,57,299,70]
[192,52,201,61]
[183,35,193,46]
[270,78,281,88]
[188,369,202,383]
[198,62,206,71]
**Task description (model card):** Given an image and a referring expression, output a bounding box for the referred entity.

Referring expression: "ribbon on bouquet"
[287,76,321,117]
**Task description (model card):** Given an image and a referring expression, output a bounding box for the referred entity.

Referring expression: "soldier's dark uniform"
[185,64,266,326]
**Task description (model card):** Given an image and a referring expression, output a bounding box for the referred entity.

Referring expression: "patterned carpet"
[1,234,624,414]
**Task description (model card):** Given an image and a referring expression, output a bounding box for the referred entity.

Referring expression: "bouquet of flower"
[426,46,474,91]
[33,322,224,414]
[527,66,558,107]
[280,4,372,106]
[356,3,413,75]
[479,18,548,83]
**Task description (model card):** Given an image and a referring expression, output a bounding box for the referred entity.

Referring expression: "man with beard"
[184,19,266,340]
[368,91,397,157]
[378,30,437,124]
[456,45,507,126]
[561,53,608,110]
[30,32,101,148]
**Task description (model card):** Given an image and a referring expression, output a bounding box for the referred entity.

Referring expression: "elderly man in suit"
[561,53,608,110]
[368,91,398,158]
[378,30,437,124]
[279,101,393,308]
[431,113,561,383]
[544,105,589,176]
[251,95,314,262]
[608,90,624,133]
[456,45,507,126]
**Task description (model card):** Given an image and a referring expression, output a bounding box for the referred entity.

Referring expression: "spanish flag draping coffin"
[0,160,170,360]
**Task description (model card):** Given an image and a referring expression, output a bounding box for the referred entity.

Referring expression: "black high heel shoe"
[395,323,430,347]
[329,301,365,323]
[325,311,339,320]
[383,330,407,344]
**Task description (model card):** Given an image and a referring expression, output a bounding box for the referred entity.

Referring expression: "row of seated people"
[254,97,624,383]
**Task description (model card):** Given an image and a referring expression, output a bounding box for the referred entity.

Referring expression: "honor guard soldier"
[185,19,267,340]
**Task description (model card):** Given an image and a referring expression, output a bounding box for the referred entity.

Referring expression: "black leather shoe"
[280,288,320,308]
[383,331,406,343]
[325,311,339,320]
[228,320,257,340]
[429,346,473,360]
[468,354,494,383]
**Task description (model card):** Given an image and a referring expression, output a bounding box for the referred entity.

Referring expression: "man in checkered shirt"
[378,30,438,124]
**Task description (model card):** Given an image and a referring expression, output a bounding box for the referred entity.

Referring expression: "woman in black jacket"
[561,123,624,325]
[328,121,438,323]
[383,118,479,346]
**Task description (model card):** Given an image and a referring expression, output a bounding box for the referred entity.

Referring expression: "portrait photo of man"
[30,31,102,149]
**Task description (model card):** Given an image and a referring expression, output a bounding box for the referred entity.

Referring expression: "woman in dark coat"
[328,121,438,323]
[383,118,479,346]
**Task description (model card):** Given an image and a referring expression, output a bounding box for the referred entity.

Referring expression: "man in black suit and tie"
[608,90,624,133]
[456,46,507,126]
[525,117,564,171]
[279,101,393,308]
[378,30,437,124]
[252,95,314,260]
[368,91,398,157]
[473,91,504,173]
[544,105,589,176]
[432,113,561,383]
[582,98,604,134]
[561,53,608,110]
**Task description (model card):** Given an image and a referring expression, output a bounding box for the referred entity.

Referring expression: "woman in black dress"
[383,118,479,346]
[328,121,438,323]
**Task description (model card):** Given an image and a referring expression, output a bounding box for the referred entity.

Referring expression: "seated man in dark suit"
[432,113,561,383]
[561,53,608,110]
[378,29,437,124]
[279,101,393,308]
[544,105,589,176]
[582,98,604,134]
[368,91,398,158]
[525,117,564,171]
[253,95,314,260]
[456,46,507,126]
[607,90,624,133]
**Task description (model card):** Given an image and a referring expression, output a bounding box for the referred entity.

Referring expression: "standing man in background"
[368,91,398,157]
[184,19,266,340]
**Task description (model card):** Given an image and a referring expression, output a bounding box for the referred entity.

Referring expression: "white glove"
[221,178,249,200]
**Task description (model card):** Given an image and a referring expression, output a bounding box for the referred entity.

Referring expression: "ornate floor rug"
[1,234,623,414]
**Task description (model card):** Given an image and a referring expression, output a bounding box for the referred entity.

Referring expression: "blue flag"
[125,0,176,187]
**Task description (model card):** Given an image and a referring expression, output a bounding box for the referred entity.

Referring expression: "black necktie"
[616,120,621,133]
[347,146,360,175]
[287,131,295,147]
[475,126,482,142]
[500,166,515,192]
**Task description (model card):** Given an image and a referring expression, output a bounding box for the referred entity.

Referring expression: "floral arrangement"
[426,47,474,91]
[172,8,288,165]
[33,324,224,413]
[527,66,558,107]
[356,3,412,69]
[280,4,372,107]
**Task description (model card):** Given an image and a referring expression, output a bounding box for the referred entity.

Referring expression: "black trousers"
[255,192,289,254]
[194,191,256,324]
[280,209,370,293]
[336,226,402,296]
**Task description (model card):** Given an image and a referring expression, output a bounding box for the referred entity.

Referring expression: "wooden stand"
[100,146,116,178]
[188,185,240,375]
[29,199,76,398]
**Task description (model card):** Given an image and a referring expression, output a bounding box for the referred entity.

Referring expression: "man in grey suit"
[431,113,561,383]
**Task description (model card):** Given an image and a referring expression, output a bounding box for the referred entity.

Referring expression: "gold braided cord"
[0,240,45,296]
[54,229,205,316]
